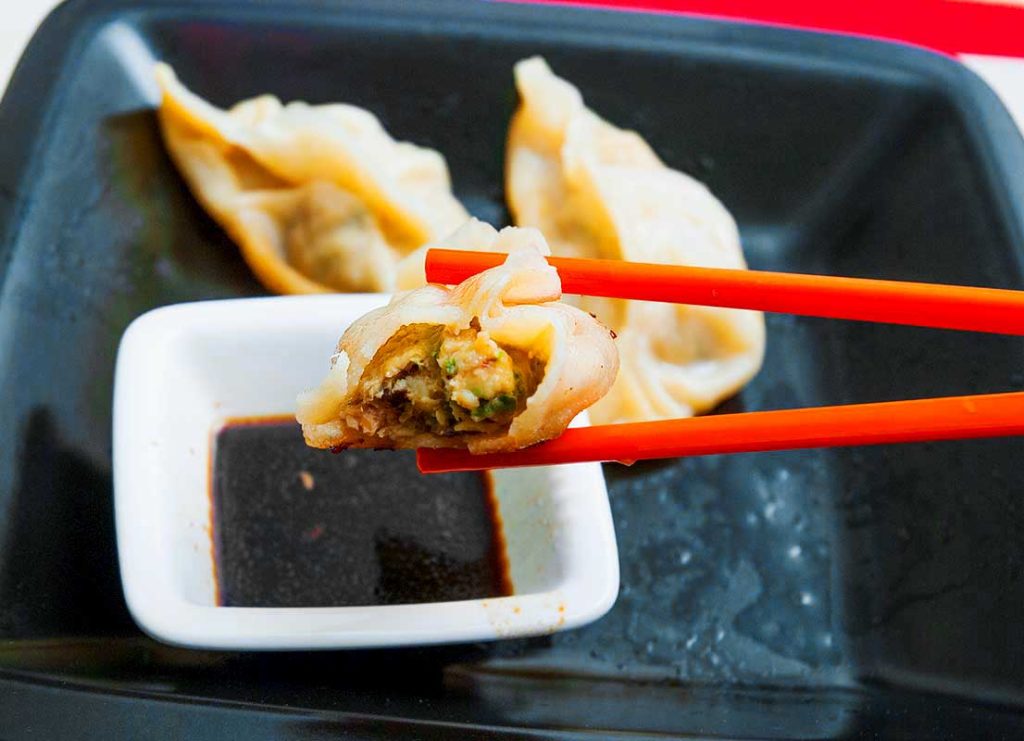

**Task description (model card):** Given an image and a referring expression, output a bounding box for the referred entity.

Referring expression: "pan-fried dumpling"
[505,57,765,424]
[155,64,469,293]
[297,222,618,454]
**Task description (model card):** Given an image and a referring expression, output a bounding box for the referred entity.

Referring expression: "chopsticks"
[416,249,1024,473]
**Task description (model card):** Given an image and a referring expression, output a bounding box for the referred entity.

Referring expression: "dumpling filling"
[350,322,545,442]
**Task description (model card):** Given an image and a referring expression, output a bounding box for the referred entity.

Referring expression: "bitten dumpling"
[505,57,765,424]
[297,222,618,454]
[154,64,468,294]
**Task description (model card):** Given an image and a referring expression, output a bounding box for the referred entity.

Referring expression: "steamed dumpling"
[155,64,469,293]
[297,222,618,454]
[506,57,765,424]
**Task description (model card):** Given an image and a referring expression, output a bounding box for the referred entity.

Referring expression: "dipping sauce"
[210,417,512,607]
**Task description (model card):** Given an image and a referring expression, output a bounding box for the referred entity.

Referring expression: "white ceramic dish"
[113,295,619,650]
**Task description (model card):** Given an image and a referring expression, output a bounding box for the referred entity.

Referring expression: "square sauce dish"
[113,294,619,650]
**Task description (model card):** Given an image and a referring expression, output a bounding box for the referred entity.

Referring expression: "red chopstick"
[416,249,1024,473]
[426,249,1024,335]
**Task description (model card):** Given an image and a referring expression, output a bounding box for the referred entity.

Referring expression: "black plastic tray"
[2,1,1024,738]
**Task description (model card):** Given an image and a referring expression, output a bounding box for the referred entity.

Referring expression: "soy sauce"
[210,417,512,607]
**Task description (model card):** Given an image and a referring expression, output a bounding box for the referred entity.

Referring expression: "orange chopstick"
[417,249,1024,473]
[416,391,1024,473]
[426,249,1024,335]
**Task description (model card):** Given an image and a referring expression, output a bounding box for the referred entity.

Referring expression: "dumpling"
[154,64,469,293]
[297,222,618,454]
[505,57,765,424]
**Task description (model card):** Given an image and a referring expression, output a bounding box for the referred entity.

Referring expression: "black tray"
[2,1,1024,738]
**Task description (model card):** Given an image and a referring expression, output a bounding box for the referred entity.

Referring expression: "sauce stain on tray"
[210,417,512,607]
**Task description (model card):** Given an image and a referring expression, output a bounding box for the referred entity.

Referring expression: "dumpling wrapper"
[155,63,469,293]
[297,222,618,454]
[504,57,766,424]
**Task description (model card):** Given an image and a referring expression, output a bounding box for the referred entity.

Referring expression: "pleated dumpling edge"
[154,63,469,294]
[297,222,619,455]
[505,56,766,425]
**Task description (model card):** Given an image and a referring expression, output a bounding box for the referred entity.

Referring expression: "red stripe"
[512,0,1024,57]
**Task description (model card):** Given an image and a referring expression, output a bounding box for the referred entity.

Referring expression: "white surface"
[0,0,59,98]
[113,295,619,649]
[964,54,1024,131]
